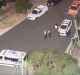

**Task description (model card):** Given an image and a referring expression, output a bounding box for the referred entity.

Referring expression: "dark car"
[47,0,62,6]
[0,1,6,8]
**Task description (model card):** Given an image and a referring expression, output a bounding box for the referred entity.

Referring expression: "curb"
[0,14,27,36]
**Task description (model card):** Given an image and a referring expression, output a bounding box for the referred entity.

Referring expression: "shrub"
[15,0,32,13]
[0,8,5,14]
[28,50,78,75]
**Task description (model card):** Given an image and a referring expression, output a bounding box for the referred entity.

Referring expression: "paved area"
[0,65,27,75]
[0,0,74,53]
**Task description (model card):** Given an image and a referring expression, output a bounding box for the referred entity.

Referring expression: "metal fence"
[65,33,77,55]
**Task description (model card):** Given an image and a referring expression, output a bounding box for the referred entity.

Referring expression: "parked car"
[0,1,6,8]
[47,0,62,6]
[27,5,48,20]
[58,19,72,36]
[68,0,80,15]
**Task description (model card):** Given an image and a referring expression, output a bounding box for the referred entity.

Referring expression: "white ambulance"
[0,49,26,67]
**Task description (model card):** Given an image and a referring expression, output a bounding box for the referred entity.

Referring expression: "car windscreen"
[32,10,38,14]
[61,25,67,29]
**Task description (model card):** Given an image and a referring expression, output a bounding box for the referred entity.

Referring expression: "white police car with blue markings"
[58,19,72,36]
[27,5,48,20]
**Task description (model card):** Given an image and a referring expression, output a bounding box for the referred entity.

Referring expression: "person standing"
[44,30,47,38]
[55,23,59,30]
[48,30,51,38]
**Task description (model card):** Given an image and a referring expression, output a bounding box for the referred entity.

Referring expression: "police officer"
[55,23,59,30]
[44,30,47,38]
[48,30,51,38]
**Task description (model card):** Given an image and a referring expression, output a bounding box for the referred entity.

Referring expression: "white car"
[27,5,48,20]
[58,19,72,36]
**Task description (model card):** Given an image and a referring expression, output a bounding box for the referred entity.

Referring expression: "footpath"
[0,13,26,35]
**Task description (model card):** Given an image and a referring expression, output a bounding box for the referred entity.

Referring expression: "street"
[0,0,75,53]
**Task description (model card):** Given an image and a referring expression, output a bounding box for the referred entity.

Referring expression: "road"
[0,0,76,75]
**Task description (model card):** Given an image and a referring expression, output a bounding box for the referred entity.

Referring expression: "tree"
[0,0,5,2]
[15,0,32,13]
[62,54,77,75]
[28,50,79,75]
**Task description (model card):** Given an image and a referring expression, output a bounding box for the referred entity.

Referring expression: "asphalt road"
[0,0,76,75]
[0,0,75,53]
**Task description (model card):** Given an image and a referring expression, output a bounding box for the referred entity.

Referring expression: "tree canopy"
[28,49,79,75]
[0,0,4,2]
[15,0,32,13]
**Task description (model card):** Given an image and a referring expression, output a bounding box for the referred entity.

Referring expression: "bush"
[15,0,32,13]
[0,8,5,14]
[28,50,79,75]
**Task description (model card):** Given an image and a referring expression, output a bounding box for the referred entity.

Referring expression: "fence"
[65,33,77,55]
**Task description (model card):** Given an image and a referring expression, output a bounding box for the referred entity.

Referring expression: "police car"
[58,19,72,36]
[27,5,48,20]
